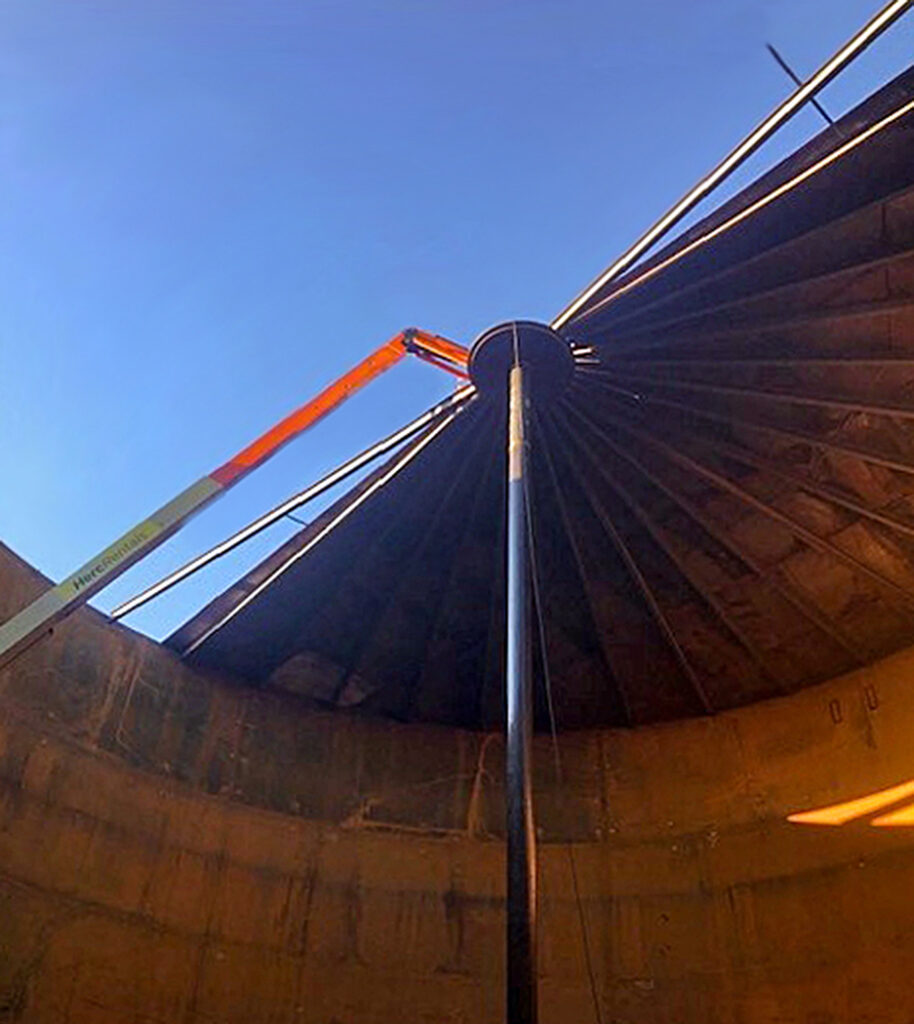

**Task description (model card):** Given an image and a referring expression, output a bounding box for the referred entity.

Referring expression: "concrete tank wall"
[2,542,914,1022]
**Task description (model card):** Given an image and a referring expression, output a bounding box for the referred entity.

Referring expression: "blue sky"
[1,0,911,640]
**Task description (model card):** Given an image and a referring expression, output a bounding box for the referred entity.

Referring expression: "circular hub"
[468,320,575,402]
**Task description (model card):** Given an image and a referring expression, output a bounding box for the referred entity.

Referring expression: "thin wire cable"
[523,410,604,1024]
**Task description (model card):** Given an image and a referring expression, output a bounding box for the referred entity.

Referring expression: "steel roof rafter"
[596,242,914,344]
[574,393,914,610]
[554,407,785,698]
[675,428,914,544]
[608,293,914,350]
[576,180,914,337]
[573,371,914,479]
[585,366,914,423]
[180,408,469,657]
[552,0,914,330]
[562,397,868,664]
[550,406,722,712]
[325,409,492,711]
[349,410,496,720]
[533,412,637,725]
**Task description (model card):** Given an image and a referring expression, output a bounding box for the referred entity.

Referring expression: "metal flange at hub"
[468,320,575,403]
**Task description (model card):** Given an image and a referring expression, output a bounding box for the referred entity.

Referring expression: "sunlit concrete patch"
[871,801,914,826]
[788,779,914,826]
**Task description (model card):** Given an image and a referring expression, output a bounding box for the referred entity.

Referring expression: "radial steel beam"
[505,361,537,1024]
[111,386,474,620]
[680,430,914,542]
[547,410,714,712]
[564,95,914,329]
[577,182,914,335]
[555,409,784,696]
[606,355,914,371]
[551,0,914,330]
[331,408,493,713]
[613,293,914,348]
[574,372,914,478]
[563,394,868,663]
[179,409,465,656]
[585,406,914,608]
[535,414,636,725]
[412,430,502,725]
[577,375,914,542]
[600,242,914,342]
[480,446,511,729]
[590,366,914,422]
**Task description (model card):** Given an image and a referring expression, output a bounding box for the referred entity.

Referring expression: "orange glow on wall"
[871,802,914,826]
[788,779,914,827]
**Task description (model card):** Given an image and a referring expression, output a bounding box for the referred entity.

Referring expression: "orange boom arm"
[0,328,469,669]
[214,329,468,485]
[212,336,408,484]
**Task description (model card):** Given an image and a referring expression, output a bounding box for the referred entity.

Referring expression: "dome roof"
[170,67,914,730]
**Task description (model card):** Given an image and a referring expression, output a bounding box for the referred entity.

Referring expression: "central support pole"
[506,358,537,1024]
[468,319,575,1024]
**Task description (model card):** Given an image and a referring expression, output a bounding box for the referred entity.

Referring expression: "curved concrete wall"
[2,542,914,1022]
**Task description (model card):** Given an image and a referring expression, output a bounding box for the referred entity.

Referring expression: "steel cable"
[523,409,605,1024]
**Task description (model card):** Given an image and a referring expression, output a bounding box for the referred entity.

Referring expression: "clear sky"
[1,0,912,640]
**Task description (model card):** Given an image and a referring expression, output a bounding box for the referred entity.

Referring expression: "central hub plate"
[468,320,575,402]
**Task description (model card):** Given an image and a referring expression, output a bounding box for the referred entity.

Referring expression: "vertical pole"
[506,359,537,1024]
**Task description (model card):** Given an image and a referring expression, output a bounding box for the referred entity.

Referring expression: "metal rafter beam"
[534,413,636,725]
[586,366,914,422]
[563,86,914,332]
[480,450,511,729]
[578,376,914,542]
[604,356,914,370]
[262,410,475,690]
[471,442,512,729]
[609,293,914,349]
[562,397,867,664]
[678,428,914,543]
[600,242,914,343]
[179,409,466,656]
[398,416,501,722]
[574,372,914,477]
[330,408,493,711]
[112,386,475,620]
[575,399,914,608]
[551,0,914,331]
[554,409,785,695]
[542,409,713,714]
[576,181,914,335]
[548,430,711,708]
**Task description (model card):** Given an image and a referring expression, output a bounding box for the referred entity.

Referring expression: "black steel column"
[506,358,537,1024]
[467,319,574,1024]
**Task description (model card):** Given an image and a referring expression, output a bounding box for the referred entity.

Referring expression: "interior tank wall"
[2,541,914,1023]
